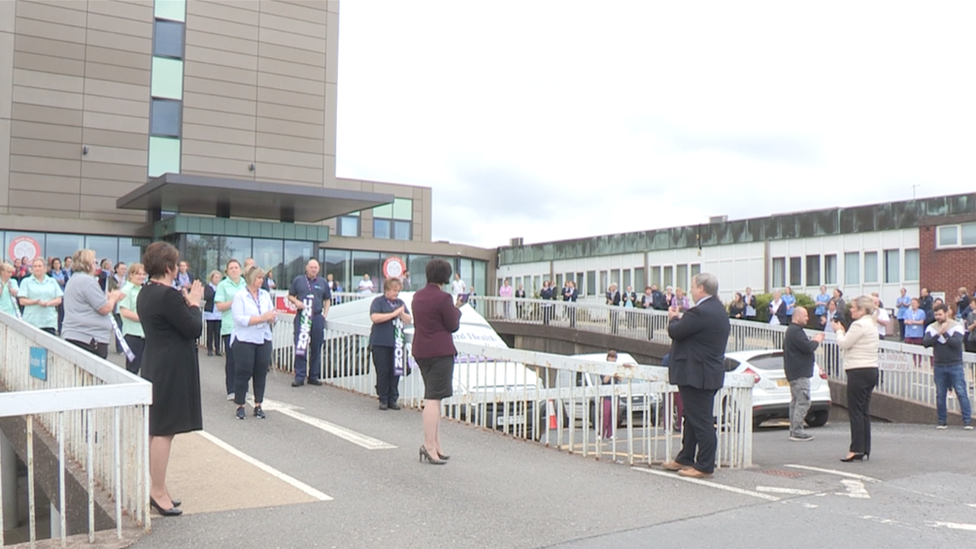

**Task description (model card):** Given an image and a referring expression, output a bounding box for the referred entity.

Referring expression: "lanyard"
[247,290,263,315]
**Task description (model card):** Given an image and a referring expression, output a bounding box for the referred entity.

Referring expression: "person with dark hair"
[964,297,976,353]
[49,257,68,334]
[119,262,147,374]
[833,288,847,323]
[514,283,526,319]
[541,280,555,325]
[662,273,730,478]
[924,303,973,430]
[138,241,204,516]
[203,270,224,357]
[215,259,245,400]
[370,278,412,410]
[412,258,463,464]
[919,287,934,324]
[63,256,73,278]
[231,266,276,420]
[97,258,113,291]
[287,259,330,387]
[61,249,124,358]
[108,262,127,353]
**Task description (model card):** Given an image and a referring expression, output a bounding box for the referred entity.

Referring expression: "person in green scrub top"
[215,259,245,400]
[0,263,20,317]
[18,257,63,334]
[120,262,148,375]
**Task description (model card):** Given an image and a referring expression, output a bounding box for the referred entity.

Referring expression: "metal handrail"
[0,315,153,546]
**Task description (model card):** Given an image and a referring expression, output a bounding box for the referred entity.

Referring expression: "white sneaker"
[936,424,948,430]
[965,425,974,430]
[226,393,234,401]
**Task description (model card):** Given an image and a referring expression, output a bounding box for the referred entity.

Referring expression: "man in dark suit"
[662,273,731,478]
[563,280,578,328]
[606,283,621,335]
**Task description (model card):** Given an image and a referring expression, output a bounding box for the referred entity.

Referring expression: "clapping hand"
[184,280,204,307]
[668,306,680,320]
[262,309,278,324]
[813,333,825,343]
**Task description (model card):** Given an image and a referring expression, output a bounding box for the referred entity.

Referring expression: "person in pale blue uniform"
[814,285,830,326]
[783,286,797,322]
[0,263,20,317]
[18,258,63,334]
[895,288,912,341]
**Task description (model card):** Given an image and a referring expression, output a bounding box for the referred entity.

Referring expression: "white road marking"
[931,521,976,532]
[262,398,397,450]
[632,468,780,501]
[784,464,879,482]
[197,431,332,501]
[755,486,817,495]
[836,479,871,499]
[968,503,976,509]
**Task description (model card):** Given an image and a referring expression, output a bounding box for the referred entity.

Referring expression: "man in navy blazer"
[662,272,730,478]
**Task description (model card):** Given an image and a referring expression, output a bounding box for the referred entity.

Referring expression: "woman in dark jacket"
[138,242,204,516]
[729,292,746,320]
[411,259,463,465]
[203,270,223,356]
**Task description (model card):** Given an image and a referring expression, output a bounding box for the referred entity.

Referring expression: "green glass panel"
[148,136,180,177]
[373,203,393,218]
[393,198,413,220]
[154,0,186,22]
[151,57,183,100]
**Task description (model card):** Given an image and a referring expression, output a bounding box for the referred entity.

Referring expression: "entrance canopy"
[117,173,394,223]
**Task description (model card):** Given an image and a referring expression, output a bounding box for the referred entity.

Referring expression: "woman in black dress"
[137,242,205,517]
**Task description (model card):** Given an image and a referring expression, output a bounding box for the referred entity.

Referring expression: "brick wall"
[919,223,976,310]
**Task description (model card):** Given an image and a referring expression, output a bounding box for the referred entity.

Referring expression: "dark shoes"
[387,402,401,410]
[254,407,266,419]
[236,407,246,420]
[150,497,182,516]
[291,380,304,387]
[379,402,388,410]
[419,445,446,465]
[215,351,223,357]
[207,350,213,356]
[308,378,323,386]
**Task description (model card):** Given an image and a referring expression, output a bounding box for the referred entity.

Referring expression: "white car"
[552,352,663,428]
[724,350,831,429]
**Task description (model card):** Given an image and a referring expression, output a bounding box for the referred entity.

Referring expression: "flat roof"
[117,173,394,223]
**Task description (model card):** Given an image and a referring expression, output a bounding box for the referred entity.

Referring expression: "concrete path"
[118,352,976,549]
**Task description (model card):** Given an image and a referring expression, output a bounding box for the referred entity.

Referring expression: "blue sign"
[30,347,47,381]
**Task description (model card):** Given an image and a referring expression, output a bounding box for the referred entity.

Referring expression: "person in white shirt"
[230,266,277,420]
[768,290,787,325]
[451,273,467,297]
[357,273,374,295]
[873,294,891,340]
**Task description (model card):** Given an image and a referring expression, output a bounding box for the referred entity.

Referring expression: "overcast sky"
[334,1,976,249]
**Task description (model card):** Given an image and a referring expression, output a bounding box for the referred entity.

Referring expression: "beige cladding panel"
[183,77,257,102]
[258,27,325,54]
[82,128,148,151]
[256,116,323,140]
[185,46,258,72]
[81,178,142,198]
[82,111,148,135]
[185,31,258,57]
[183,60,257,87]
[258,12,325,40]
[10,120,83,144]
[10,154,80,178]
[181,155,255,179]
[257,72,324,96]
[84,62,150,87]
[260,1,328,25]
[182,108,255,132]
[12,86,83,111]
[80,161,147,184]
[258,42,325,67]
[10,137,81,161]
[257,132,321,155]
[82,146,147,167]
[12,68,84,94]
[83,95,150,119]
[85,46,152,71]
[183,123,256,147]
[258,87,324,111]
[86,0,153,23]
[0,0,14,33]
[9,172,81,194]
[324,82,336,159]
[188,0,260,25]
[256,102,324,125]
[252,161,322,185]
[15,0,88,28]
[181,139,254,162]
[1,30,12,120]
[85,79,151,102]
[79,195,146,220]
[0,120,9,207]
[255,147,323,170]
[13,51,85,77]
[14,18,87,44]
[186,15,259,41]
[258,57,325,82]
[86,29,152,55]
[182,91,256,116]
[326,9,338,84]
[86,13,152,39]
[9,189,80,212]
[12,103,83,127]
[14,35,87,61]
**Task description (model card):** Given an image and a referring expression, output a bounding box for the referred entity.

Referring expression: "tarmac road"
[127,353,976,549]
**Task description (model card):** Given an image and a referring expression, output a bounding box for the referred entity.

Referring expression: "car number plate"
[496,415,526,426]
[776,379,789,387]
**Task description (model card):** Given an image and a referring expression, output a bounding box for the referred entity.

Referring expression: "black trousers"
[846,367,878,455]
[223,334,236,394]
[124,335,145,375]
[66,338,109,359]
[206,320,222,353]
[372,345,400,405]
[293,314,325,382]
[233,340,271,406]
[675,385,718,474]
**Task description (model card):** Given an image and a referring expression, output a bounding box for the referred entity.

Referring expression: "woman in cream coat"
[831,295,879,462]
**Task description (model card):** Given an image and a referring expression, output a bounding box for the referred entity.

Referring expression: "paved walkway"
[120,352,976,549]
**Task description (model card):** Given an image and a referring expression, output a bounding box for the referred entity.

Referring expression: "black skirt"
[417,355,454,400]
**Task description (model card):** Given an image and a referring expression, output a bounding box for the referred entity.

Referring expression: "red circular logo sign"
[8,236,41,262]
[383,257,406,279]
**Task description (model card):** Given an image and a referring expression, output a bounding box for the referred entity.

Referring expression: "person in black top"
[783,307,824,441]
[606,283,621,335]
[514,283,526,319]
[203,270,223,356]
[369,278,412,410]
[662,273,730,478]
[563,280,578,327]
[288,259,331,387]
[540,280,554,325]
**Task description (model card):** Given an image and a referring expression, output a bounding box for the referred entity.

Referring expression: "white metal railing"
[0,315,152,547]
[271,316,754,469]
[476,296,976,416]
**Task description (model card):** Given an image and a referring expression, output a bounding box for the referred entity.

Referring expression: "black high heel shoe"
[840,453,867,462]
[150,497,183,516]
[171,499,181,508]
[419,445,446,465]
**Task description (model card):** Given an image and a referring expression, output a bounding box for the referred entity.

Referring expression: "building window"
[154,0,186,22]
[153,20,184,58]
[150,99,181,137]
[635,267,645,290]
[884,249,899,283]
[963,223,976,246]
[805,255,820,287]
[337,215,360,237]
[148,136,180,177]
[372,198,413,241]
[936,223,976,248]
[676,265,688,290]
[663,266,673,288]
[844,252,860,285]
[650,266,661,288]
[789,257,802,287]
[824,254,837,285]
[690,264,700,279]
[904,249,919,281]
[151,57,184,100]
[586,270,596,295]
[864,251,878,283]
[393,221,412,240]
[772,257,785,288]
[373,219,391,240]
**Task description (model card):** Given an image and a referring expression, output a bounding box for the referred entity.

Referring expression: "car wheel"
[805,411,829,427]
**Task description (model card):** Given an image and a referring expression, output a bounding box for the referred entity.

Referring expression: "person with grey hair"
[662,273,730,478]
